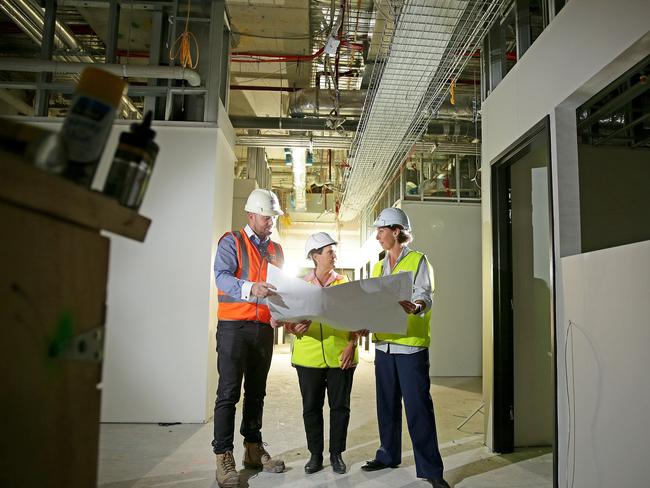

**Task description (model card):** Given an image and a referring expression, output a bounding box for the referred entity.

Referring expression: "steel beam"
[481,36,490,101]
[578,80,650,128]
[593,113,650,146]
[35,0,56,116]
[230,116,359,131]
[515,0,531,60]
[229,116,481,136]
[220,17,230,110]
[53,0,174,8]
[204,0,225,122]
[487,20,506,94]
[144,8,163,116]
[105,0,120,63]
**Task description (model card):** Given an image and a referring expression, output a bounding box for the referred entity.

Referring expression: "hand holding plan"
[266,264,412,335]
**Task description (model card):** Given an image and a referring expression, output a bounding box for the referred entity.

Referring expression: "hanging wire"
[169,0,200,69]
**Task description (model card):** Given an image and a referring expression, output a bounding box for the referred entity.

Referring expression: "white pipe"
[3,0,142,117]
[0,57,202,87]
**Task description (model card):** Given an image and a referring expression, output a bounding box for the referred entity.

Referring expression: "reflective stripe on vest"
[217,229,284,323]
[371,251,432,348]
[290,276,359,368]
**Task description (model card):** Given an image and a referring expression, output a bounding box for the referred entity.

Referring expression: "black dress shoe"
[361,459,398,472]
[330,453,346,474]
[428,478,451,488]
[304,454,323,474]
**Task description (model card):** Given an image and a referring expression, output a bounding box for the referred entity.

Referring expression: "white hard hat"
[304,232,337,259]
[373,207,411,231]
[245,189,284,216]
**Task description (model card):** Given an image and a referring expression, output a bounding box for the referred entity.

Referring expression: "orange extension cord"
[169,0,199,69]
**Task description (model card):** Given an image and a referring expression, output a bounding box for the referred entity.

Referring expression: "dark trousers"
[212,320,274,454]
[374,349,444,480]
[296,365,355,456]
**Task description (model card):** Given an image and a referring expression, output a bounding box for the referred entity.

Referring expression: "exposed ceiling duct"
[416,141,480,155]
[235,135,479,155]
[0,0,140,117]
[289,87,480,120]
[338,0,504,221]
[236,134,352,150]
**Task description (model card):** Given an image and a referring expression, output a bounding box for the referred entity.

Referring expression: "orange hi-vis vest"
[217,229,284,324]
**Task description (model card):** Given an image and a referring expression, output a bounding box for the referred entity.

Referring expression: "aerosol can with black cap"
[103,110,159,210]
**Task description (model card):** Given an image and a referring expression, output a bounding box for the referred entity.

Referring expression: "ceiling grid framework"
[340,0,505,220]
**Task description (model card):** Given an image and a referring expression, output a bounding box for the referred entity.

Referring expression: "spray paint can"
[102,111,159,210]
[59,67,127,187]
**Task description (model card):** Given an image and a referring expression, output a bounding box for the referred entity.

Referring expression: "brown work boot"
[242,441,285,473]
[215,451,240,487]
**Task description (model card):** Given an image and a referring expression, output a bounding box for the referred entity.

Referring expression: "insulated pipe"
[0,57,202,87]
[16,0,78,49]
[0,1,43,45]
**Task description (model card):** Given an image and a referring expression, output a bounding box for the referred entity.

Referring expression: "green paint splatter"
[48,311,74,358]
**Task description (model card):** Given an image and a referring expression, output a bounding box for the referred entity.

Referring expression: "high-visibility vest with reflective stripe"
[217,229,284,324]
[371,250,432,347]
[291,275,359,368]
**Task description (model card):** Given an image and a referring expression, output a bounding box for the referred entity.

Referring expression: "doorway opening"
[491,117,557,486]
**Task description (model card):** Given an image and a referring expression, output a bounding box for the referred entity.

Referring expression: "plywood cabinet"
[0,153,150,487]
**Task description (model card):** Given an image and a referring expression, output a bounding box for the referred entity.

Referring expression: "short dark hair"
[309,246,324,266]
[388,225,413,244]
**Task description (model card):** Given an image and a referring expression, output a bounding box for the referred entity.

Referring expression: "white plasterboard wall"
[401,202,482,376]
[560,240,650,487]
[93,124,234,423]
[25,117,234,422]
[480,0,650,478]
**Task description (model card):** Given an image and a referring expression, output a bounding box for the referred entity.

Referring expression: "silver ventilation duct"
[339,0,504,221]
[289,88,480,120]
[236,135,352,150]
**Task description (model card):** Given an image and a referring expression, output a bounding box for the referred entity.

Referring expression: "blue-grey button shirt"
[214,225,271,302]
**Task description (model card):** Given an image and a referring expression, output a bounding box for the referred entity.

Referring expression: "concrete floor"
[98,348,552,487]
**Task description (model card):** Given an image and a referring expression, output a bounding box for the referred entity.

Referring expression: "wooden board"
[0,152,151,242]
[0,202,109,487]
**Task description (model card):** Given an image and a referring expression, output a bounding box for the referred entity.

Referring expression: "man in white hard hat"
[211,189,286,487]
[361,207,450,488]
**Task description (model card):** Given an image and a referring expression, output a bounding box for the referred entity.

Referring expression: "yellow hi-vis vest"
[291,275,359,368]
[371,250,433,347]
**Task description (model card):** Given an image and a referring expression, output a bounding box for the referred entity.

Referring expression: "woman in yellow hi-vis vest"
[360,208,451,488]
[284,232,362,476]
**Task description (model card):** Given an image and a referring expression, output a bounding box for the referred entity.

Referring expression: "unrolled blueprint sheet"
[266,264,412,334]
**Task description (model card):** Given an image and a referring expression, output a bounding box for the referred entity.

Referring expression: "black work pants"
[212,320,274,454]
[296,365,355,456]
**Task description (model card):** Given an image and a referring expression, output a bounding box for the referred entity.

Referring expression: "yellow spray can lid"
[76,67,127,108]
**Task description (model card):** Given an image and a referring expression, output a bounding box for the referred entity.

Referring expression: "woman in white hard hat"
[284,232,361,476]
[360,208,450,488]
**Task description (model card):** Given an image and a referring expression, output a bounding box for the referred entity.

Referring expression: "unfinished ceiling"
[0,0,500,225]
